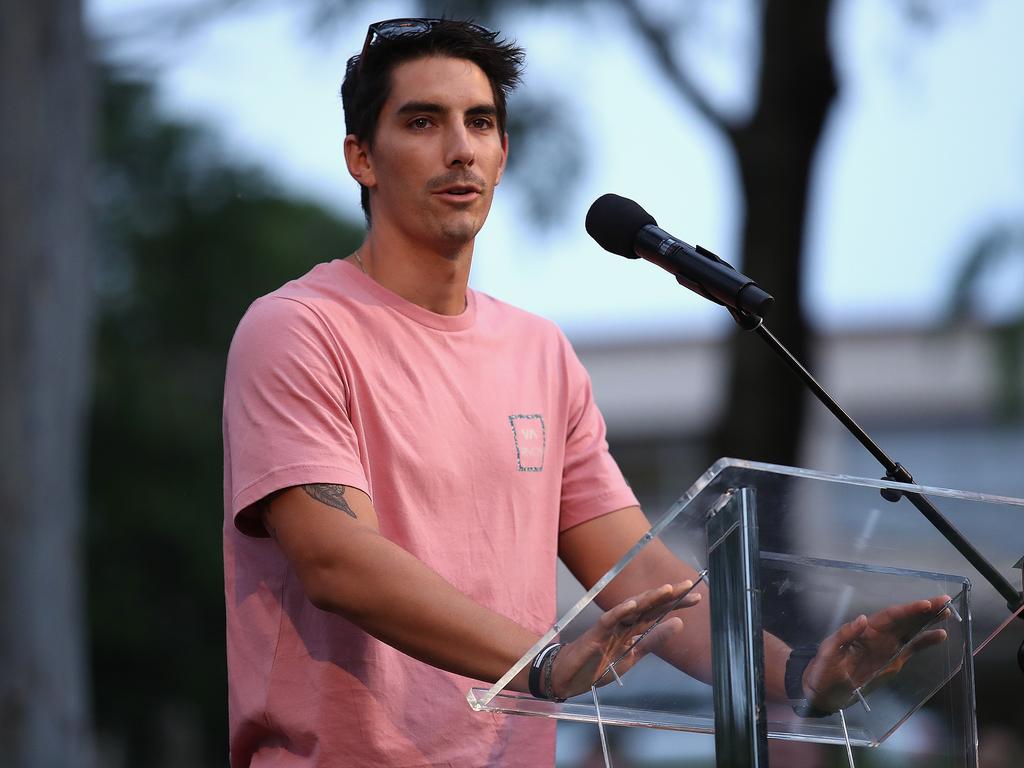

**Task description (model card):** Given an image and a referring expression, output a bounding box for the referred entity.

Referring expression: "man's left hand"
[800,594,951,713]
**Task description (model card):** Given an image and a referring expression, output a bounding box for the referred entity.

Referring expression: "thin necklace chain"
[350,249,469,312]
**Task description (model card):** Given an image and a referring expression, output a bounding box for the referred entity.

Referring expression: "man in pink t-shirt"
[222,17,946,768]
[222,19,704,767]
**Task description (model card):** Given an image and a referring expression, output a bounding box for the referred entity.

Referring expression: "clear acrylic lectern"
[468,459,1024,767]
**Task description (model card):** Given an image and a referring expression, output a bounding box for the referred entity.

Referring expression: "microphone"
[585,193,774,319]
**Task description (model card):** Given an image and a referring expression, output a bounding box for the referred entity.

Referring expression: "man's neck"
[355,228,473,316]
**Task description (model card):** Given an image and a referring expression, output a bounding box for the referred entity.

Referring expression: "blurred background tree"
[0,2,95,766]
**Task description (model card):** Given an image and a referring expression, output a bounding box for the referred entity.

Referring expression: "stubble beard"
[430,198,492,258]
[437,216,480,250]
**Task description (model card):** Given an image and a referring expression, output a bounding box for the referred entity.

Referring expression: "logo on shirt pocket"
[508,414,545,472]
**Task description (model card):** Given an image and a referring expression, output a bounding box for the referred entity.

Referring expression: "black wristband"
[784,644,817,699]
[542,643,566,702]
[529,643,561,700]
[786,643,831,718]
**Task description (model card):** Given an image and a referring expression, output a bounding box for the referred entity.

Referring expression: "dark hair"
[340,20,525,224]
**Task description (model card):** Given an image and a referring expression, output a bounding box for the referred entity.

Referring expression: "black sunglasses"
[358,17,497,68]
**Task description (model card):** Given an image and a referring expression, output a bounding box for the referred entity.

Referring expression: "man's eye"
[410,118,431,129]
[471,118,494,130]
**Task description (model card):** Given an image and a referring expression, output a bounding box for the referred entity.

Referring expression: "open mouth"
[437,186,481,196]
[434,186,483,204]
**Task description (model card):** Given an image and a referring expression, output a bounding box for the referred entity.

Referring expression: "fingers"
[606,617,685,680]
[601,597,640,630]
[927,596,954,623]
[866,600,930,630]
[824,613,868,653]
[905,628,948,655]
[869,594,952,631]
[898,597,953,644]
[868,628,949,689]
[637,616,685,656]
[839,595,949,654]
[842,614,870,643]
[601,581,701,631]
[864,595,954,652]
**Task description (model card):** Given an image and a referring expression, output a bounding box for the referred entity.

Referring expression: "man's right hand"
[549,580,701,700]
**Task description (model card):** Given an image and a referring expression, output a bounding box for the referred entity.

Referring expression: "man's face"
[352,55,509,251]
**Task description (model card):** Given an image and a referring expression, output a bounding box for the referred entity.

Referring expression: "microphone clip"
[685,243,764,330]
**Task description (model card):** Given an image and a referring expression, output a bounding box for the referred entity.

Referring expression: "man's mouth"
[433,183,484,202]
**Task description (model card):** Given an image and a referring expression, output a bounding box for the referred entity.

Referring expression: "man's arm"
[262,483,539,690]
[261,485,696,698]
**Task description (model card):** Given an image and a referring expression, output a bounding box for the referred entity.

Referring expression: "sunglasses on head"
[358,17,498,68]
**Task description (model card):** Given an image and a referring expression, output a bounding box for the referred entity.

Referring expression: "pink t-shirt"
[222,259,638,767]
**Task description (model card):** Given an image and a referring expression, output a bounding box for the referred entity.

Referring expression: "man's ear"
[494,132,510,187]
[343,134,377,189]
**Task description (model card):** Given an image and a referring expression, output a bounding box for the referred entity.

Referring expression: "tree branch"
[614,0,735,138]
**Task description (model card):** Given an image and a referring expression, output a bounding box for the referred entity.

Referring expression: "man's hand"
[549,581,702,700]
[800,595,951,713]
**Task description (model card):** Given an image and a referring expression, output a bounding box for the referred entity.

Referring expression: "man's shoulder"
[227,261,356,361]
[236,260,357,330]
[263,259,353,306]
[473,289,567,342]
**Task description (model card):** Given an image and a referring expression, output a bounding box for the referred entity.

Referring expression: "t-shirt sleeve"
[223,296,369,536]
[557,338,639,531]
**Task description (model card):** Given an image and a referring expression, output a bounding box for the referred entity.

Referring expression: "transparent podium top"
[469,459,1024,748]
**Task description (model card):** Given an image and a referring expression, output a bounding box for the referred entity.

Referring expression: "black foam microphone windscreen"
[584,194,656,259]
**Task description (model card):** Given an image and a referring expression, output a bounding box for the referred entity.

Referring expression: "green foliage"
[87,62,363,765]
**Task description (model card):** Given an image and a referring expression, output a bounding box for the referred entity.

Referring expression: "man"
[222,18,948,767]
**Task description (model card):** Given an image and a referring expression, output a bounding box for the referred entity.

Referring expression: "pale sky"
[87,0,1024,342]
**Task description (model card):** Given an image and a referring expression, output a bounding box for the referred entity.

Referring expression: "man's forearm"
[263,487,541,692]
[301,524,541,691]
[317,526,540,689]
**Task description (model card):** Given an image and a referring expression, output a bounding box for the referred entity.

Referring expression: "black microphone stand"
[683,250,1024,663]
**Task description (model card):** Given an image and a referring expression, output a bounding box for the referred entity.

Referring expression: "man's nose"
[445,124,475,167]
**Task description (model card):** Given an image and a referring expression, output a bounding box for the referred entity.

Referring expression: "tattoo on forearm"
[302,483,358,519]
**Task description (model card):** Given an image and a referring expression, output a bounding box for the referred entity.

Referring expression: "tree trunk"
[712,0,837,466]
[0,1,95,765]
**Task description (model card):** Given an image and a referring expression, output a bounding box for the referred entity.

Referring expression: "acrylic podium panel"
[468,459,1024,763]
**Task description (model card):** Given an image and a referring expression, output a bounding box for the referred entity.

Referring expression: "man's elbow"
[295,560,370,619]
[304,582,341,614]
